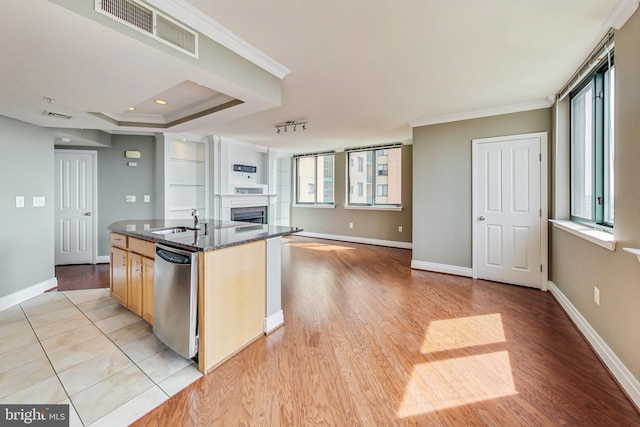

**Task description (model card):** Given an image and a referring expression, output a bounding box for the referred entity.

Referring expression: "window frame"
[569,56,615,229]
[346,144,402,208]
[294,152,335,206]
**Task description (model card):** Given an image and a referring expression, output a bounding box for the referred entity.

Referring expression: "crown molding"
[603,0,640,29]
[409,98,554,128]
[145,0,290,79]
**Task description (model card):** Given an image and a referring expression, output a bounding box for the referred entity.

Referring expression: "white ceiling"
[0,0,628,153]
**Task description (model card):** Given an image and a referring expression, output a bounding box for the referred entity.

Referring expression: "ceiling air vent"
[95,0,198,58]
[44,111,72,120]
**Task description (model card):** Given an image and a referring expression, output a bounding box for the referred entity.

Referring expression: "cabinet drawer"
[129,237,155,259]
[110,233,128,249]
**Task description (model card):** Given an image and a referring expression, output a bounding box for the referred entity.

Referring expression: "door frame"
[54,149,98,265]
[471,132,548,291]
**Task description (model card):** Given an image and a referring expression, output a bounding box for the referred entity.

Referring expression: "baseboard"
[0,277,58,311]
[297,231,412,249]
[548,281,640,409]
[410,259,473,277]
[264,309,284,333]
[96,255,110,264]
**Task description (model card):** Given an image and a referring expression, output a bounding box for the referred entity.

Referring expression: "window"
[570,58,615,227]
[295,153,335,204]
[347,145,401,206]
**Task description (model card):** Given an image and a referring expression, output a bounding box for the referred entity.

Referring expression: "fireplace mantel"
[214,137,281,222]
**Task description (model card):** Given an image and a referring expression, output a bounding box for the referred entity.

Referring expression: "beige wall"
[0,116,55,298]
[550,9,640,379]
[412,109,551,267]
[291,145,412,243]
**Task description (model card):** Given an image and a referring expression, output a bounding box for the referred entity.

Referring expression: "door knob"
[478,216,485,221]
[84,212,92,216]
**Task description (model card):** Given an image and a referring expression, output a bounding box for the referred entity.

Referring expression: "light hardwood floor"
[132,236,640,426]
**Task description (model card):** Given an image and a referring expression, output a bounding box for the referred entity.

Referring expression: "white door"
[54,150,97,265]
[472,133,547,289]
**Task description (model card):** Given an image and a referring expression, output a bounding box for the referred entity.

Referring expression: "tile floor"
[0,289,202,426]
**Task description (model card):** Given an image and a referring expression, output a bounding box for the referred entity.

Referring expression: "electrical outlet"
[144,195,150,203]
[398,226,403,232]
[349,222,354,229]
[594,286,600,305]
[125,195,136,203]
[32,196,45,207]
[15,196,24,208]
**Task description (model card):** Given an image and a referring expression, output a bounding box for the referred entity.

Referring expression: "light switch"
[125,195,136,203]
[144,195,150,203]
[33,196,45,207]
[15,196,24,208]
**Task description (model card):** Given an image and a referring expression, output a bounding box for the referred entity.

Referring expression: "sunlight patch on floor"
[398,351,517,417]
[287,242,355,252]
[399,313,517,417]
[421,313,506,353]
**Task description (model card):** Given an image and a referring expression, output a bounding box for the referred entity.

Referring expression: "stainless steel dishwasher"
[153,244,199,359]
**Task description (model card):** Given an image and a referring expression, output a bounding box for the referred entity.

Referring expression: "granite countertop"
[108,219,302,252]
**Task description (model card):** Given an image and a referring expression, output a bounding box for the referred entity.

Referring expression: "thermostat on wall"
[233,164,257,173]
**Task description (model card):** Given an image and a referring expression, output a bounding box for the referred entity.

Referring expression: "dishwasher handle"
[156,246,192,264]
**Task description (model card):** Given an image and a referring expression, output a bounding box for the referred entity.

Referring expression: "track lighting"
[275,120,308,134]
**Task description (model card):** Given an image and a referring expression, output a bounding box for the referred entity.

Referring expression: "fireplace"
[230,206,267,224]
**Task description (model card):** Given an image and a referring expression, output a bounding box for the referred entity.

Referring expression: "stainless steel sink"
[150,226,190,235]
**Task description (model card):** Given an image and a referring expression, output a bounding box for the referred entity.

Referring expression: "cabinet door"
[110,246,127,306]
[142,256,155,324]
[128,254,143,316]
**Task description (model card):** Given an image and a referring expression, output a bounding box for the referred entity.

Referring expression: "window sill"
[292,204,335,209]
[344,205,403,212]
[549,219,615,251]
[623,248,640,262]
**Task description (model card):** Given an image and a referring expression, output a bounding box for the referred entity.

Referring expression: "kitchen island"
[108,219,301,373]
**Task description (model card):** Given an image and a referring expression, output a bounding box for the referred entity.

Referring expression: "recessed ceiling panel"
[91,80,243,128]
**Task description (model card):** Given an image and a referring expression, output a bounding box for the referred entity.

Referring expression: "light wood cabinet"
[109,233,155,323]
[128,254,144,316]
[199,240,266,372]
[110,246,128,306]
[142,256,155,324]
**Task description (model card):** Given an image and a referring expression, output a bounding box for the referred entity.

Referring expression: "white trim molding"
[550,220,616,251]
[264,309,285,334]
[410,260,473,277]
[548,281,640,409]
[0,277,58,311]
[145,0,290,79]
[409,98,554,128]
[96,255,110,264]
[603,0,640,29]
[297,231,412,250]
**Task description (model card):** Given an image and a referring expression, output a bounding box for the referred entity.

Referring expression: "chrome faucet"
[191,208,199,228]
[191,208,208,235]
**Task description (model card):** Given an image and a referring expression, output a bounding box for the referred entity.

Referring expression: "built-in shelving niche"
[165,138,209,219]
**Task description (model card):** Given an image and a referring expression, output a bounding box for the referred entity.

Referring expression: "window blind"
[345,142,402,153]
[557,31,614,101]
